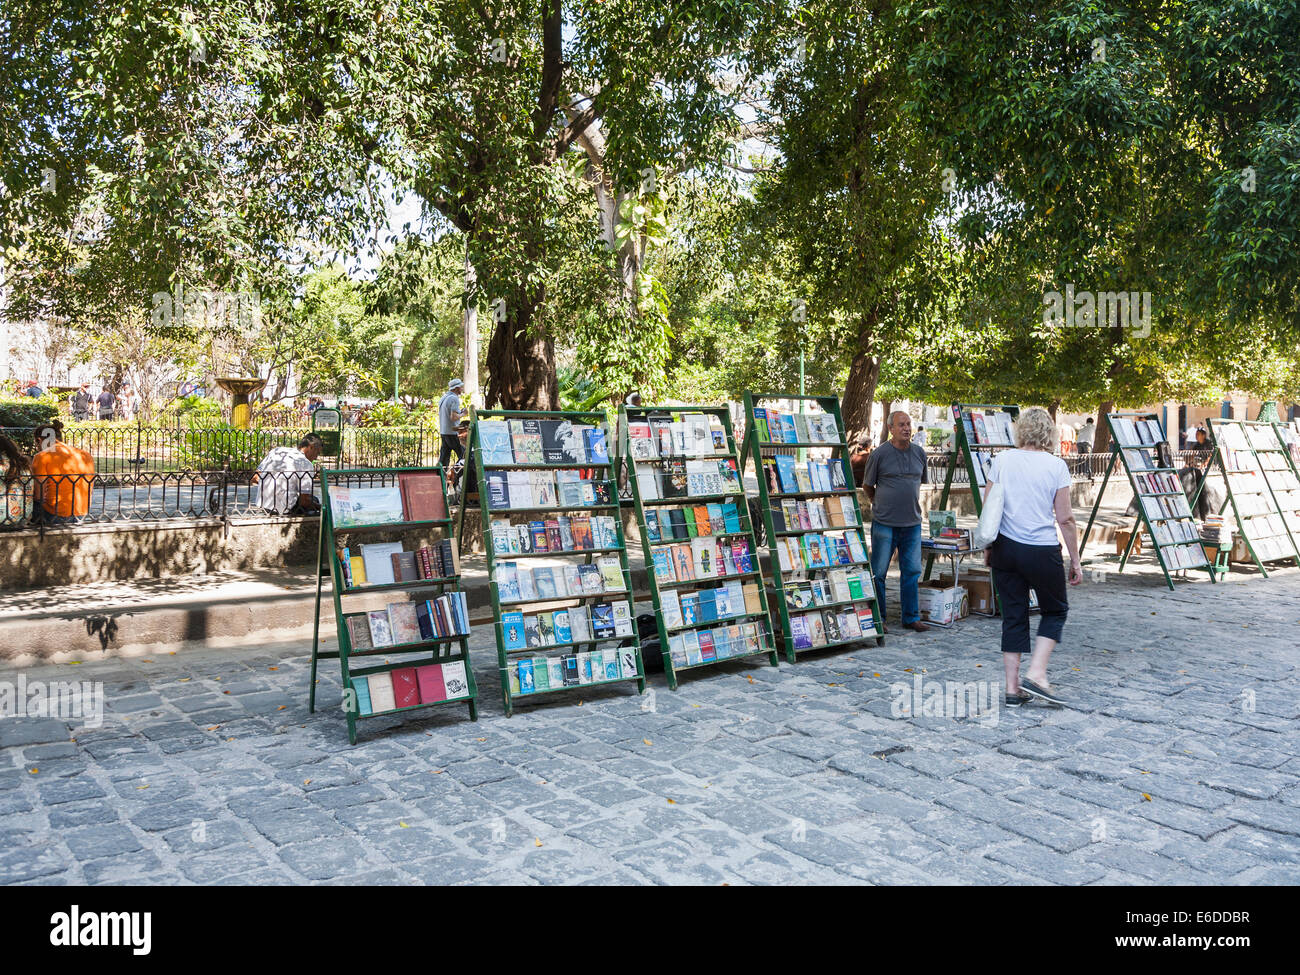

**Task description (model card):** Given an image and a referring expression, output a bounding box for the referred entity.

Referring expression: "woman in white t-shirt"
[984,407,1083,706]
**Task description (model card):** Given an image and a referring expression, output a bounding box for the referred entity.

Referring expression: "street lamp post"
[391,338,403,405]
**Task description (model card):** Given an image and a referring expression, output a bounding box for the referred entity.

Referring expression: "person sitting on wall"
[30,422,94,526]
[252,433,323,516]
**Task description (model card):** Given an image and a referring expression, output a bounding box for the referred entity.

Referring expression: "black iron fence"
[0,422,442,475]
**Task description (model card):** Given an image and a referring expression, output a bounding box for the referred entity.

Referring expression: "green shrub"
[0,398,59,429]
[177,419,297,470]
[360,401,408,427]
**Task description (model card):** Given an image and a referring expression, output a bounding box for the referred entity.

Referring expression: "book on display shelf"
[623,401,779,689]
[471,409,644,716]
[312,464,477,744]
[741,393,884,662]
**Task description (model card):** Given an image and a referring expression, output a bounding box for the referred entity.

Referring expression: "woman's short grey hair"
[1015,407,1057,451]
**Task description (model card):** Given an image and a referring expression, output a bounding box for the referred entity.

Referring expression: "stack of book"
[343,591,471,649]
[774,529,869,572]
[508,646,640,697]
[922,528,972,552]
[489,514,620,554]
[750,408,841,445]
[475,409,642,713]
[338,538,459,589]
[478,417,609,466]
[350,660,472,716]
[1111,417,1165,447]
[760,455,850,495]
[501,601,634,650]
[626,405,776,682]
[495,556,626,602]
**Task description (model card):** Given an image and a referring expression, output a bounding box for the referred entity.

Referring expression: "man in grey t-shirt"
[862,411,929,632]
[438,379,466,470]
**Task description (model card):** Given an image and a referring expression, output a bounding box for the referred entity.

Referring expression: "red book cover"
[416,664,446,704]
[391,668,420,708]
[398,473,448,522]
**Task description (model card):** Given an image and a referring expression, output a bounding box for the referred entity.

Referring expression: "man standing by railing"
[71,383,93,422]
[438,378,467,471]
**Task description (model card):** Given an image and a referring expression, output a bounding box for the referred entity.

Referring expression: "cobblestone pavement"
[2,557,1298,885]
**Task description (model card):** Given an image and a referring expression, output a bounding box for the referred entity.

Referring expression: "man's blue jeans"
[870,522,922,625]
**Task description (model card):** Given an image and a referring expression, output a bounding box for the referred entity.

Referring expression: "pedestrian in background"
[71,383,94,421]
[438,379,467,470]
[983,406,1082,707]
[96,385,116,421]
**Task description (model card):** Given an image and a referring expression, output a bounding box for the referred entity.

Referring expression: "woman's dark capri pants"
[989,534,1069,655]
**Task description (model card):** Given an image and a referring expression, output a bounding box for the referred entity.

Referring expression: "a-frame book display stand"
[620,404,779,690]
[1079,413,1213,590]
[1195,418,1300,577]
[1248,420,1300,558]
[470,410,645,716]
[309,466,477,744]
[739,393,883,662]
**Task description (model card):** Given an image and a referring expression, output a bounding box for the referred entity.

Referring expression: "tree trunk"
[1048,399,1060,421]
[841,309,881,444]
[878,400,892,445]
[484,293,557,410]
[1094,399,1115,454]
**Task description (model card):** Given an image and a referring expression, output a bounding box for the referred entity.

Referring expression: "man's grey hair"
[888,411,910,428]
[298,433,325,451]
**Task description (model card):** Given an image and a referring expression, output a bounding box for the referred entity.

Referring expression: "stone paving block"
[83,851,165,885]
[36,773,107,805]
[1221,800,1300,837]
[129,799,219,832]
[613,839,727,885]
[912,813,1020,850]
[1079,844,1213,884]
[0,719,72,748]
[277,837,371,881]
[180,846,278,884]
[64,823,144,860]
[245,804,340,846]
[1119,773,1235,810]
[0,843,68,884]
[305,783,390,810]
[983,843,1109,885]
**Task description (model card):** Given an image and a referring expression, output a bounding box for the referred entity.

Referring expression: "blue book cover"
[415,601,435,640]
[552,609,572,644]
[486,471,509,509]
[533,566,558,600]
[680,592,699,626]
[699,588,717,622]
[651,548,675,583]
[478,421,515,466]
[722,502,741,533]
[502,611,527,650]
[518,658,535,694]
[774,454,799,493]
[603,652,619,680]
[351,676,372,716]
[780,413,798,444]
[644,511,661,542]
[584,427,609,464]
[591,602,616,638]
[496,562,521,602]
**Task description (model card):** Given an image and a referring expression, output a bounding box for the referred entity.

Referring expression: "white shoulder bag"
[972,481,1004,550]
